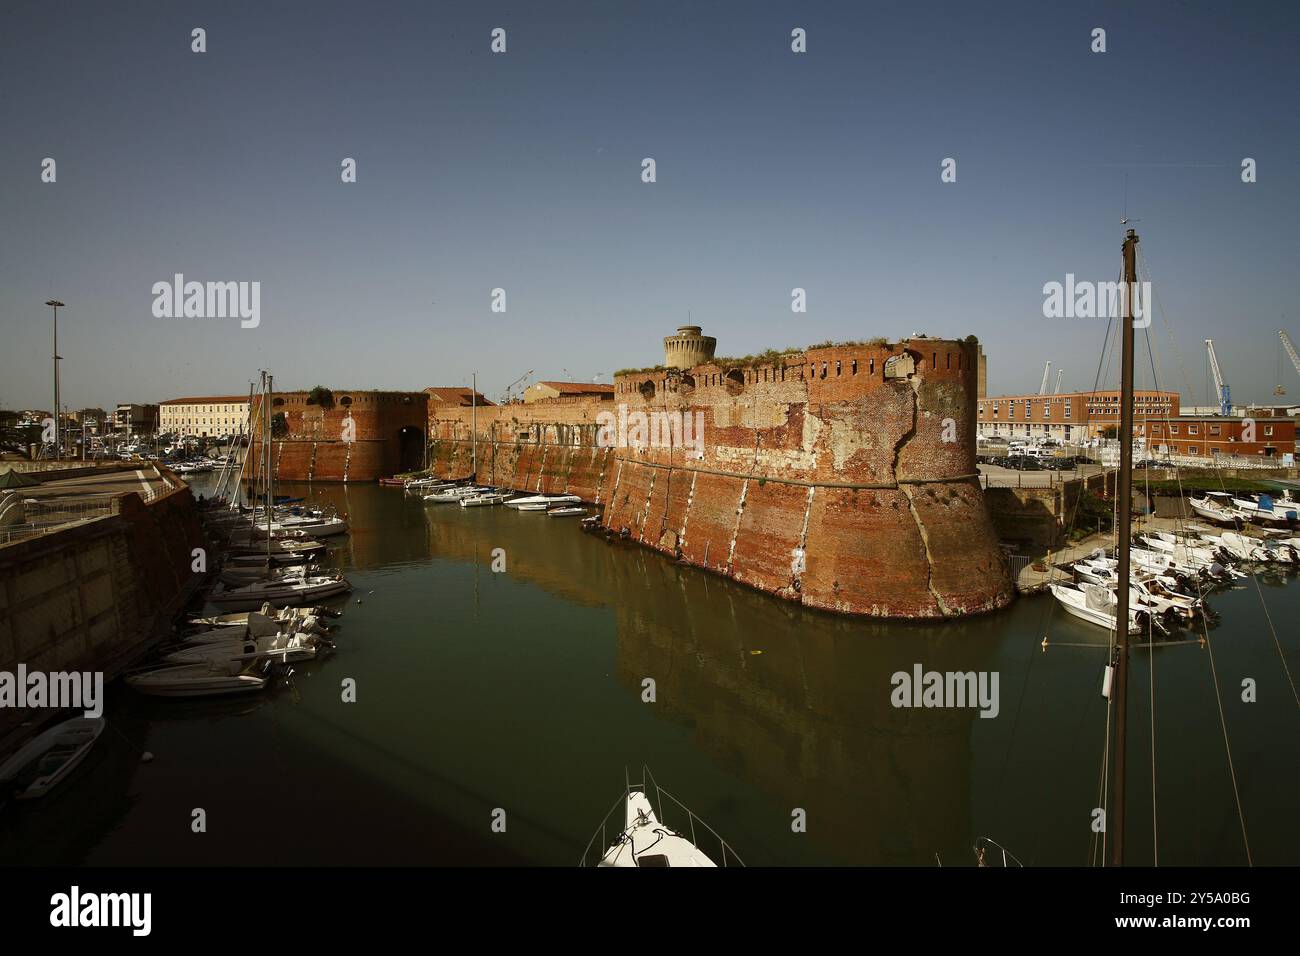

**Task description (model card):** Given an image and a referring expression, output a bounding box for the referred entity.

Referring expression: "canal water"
[4,477,1297,866]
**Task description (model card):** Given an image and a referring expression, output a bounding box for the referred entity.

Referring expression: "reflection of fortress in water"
[410,498,1001,864]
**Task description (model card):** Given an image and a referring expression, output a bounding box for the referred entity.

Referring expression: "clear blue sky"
[2,0,1297,411]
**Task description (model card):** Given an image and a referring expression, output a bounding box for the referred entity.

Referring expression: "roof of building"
[534,381,615,395]
[982,389,1178,400]
[1159,414,1295,422]
[425,387,495,406]
[160,395,251,405]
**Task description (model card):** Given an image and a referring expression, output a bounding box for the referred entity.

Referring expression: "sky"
[1,0,1297,412]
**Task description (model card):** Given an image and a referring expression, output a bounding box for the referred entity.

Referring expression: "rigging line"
[1093,666,1114,867]
[1139,318,1255,865]
[1137,337,1160,868]
[1140,251,1299,708]
[1015,281,1125,861]
[1043,282,1122,649]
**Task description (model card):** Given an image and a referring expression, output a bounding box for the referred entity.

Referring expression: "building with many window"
[977,389,1179,443]
[1140,415,1296,461]
[159,395,251,437]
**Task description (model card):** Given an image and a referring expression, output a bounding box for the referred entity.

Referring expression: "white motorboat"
[426,486,492,503]
[1131,578,1201,619]
[164,629,323,664]
[1049,582,1152,635]
[184,604,333,630]
[243,516,348,538]
[1211,531,1274,563]
[126,660,270,697]
[582,769,742,868]
[1258,538,1296,563]
[1230,493,1298,526]
[1137,533,1223,568]
[547,506,588,517]
[505,494,581,510]
[218,563,318,586]
[1188,492,1245,524]
[0,717,105,801]
[224,536,326,556]
[224,551,313,567]
[208,574,352,611]
[460,493,508,508]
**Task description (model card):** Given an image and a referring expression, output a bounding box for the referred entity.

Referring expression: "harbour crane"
[1280,330,1300,393]
[503,369,534,404]
[1037,361,1052,395]
[1053,369,1064,394]
[1205,339,1231,416]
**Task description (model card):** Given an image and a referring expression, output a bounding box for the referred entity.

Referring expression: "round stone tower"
[663,325,717,369]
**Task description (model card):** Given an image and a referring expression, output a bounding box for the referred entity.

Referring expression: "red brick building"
[978,389,1179,442]
[1140,416,1296,460]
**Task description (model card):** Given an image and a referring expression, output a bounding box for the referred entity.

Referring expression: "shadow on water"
[6,477,1297,865]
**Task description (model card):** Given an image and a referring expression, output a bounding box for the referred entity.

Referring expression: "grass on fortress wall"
[614,337,921,376]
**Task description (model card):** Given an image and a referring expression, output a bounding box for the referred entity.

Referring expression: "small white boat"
[1049,582,1152,634]
[1212,531,1274,563]
[164,630,322,664]
[224,537,326,556]
[218,564,318,586]
[208,574,351,611]
[224,551,313,567]
[547,506,588,517]
[244,516,348,538]
[126,660,270,697]
[426,486,492,503]
[1230,493,1298,526]
[1188,493,1245,524]
[582,769,742,868]
[505,494,581,510]
[184,604,333,630]
[460,493,507,508]
[1131,578,1201,618]
[0,717,105,801]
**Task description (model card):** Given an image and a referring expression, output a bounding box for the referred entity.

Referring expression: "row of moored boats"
[1051,492,1299,636]
[398,475,589,516]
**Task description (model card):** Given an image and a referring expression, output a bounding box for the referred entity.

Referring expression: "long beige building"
[159,395,251,437]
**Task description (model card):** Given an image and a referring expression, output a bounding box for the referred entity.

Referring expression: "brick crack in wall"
[896,374,950,616]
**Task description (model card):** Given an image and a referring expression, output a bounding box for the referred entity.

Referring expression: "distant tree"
[307,386,335,409]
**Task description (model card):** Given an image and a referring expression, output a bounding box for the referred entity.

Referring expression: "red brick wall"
[249,390,427,482]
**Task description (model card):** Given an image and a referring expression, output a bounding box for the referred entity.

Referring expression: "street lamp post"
[45,300,65,459]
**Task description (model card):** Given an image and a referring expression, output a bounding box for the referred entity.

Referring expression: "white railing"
[579,766,744,867]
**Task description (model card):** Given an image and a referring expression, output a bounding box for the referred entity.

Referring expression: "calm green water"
[4,478,1297,866]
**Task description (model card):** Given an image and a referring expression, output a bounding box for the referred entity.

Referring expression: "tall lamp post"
[45,300,65,459]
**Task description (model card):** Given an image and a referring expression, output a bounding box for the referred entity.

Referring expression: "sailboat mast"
[265,372,274,572]
[1110,227,1139,866]
[471,372,478,480]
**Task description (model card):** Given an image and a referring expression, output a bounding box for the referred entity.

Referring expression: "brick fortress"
[424,327,1014,620]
